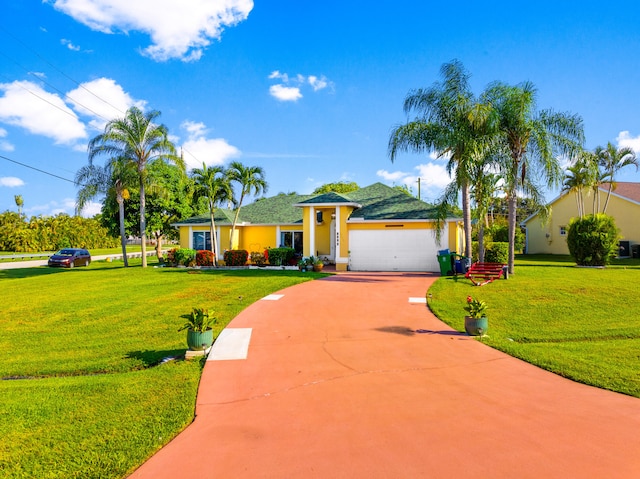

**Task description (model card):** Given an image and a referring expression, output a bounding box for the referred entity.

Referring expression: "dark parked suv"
[48,248,91,268]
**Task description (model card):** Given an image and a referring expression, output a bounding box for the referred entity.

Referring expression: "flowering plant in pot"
[179,308,216,350]
[464,296,488,336]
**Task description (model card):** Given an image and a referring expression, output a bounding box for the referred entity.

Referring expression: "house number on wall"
[336,232,340,247]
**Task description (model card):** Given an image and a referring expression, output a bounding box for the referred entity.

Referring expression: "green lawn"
[428,254,640,398]
[0,258,326,478]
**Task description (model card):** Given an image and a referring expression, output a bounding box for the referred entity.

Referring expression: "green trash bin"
[437,249,454,276]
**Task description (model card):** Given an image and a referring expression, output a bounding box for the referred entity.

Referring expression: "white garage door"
[349,226,446,272]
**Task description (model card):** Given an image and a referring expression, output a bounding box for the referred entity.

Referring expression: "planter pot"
[313,264,324,272]
[464,316,488,336]
[186,328,214,351]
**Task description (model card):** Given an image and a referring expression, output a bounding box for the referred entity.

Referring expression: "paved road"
[129,272,640,479]
[0,252,160,270]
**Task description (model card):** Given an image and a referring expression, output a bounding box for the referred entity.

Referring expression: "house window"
[559,226,567,236]
[280,231,303,254]
[193,231,211,251]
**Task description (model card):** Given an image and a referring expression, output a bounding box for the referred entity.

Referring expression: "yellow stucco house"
[172,183,463,272]
[522,182,640,256]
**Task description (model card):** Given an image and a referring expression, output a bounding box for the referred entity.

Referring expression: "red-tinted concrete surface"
[129,272,640,479]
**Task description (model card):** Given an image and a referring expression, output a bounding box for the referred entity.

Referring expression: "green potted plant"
[312,256,324,272]
[464,296,488,336]
[179,308,216,351]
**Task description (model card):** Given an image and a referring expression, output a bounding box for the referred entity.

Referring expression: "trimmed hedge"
[174,248,196,266]
[472,241,509,263]
[567,214,620,266]
[224,249,248,266]
[196,250,214,266]
[266,247,295,266]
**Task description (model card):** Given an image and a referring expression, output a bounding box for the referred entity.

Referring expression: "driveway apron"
[129,272,640,478]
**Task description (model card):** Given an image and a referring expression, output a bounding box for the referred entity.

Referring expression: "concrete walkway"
[129,272,640,478]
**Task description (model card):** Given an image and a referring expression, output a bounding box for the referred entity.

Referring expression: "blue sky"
[1,1,640,217]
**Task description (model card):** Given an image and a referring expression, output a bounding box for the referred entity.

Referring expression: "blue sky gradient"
[1,1,639,216]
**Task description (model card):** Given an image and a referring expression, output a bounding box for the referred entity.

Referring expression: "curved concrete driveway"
[130,272,640,478]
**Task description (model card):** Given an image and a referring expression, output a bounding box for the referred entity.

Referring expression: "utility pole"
[417,178,421,200]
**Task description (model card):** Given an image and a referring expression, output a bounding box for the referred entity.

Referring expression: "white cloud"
[180,121,240,170]
[377,162,452,200]
[66,77,145,131]
[308,75,329,92]
[27,198,76,216]
[616,131,640,154]
[0,80,86,145]
[376,169,409,182]
[78,200,102,217]
[269,84,302,102]
[0,127,14,151]
[268,71,333,101]
[50,0,254,62]
[0,177,25,187]
[61,38,81,51]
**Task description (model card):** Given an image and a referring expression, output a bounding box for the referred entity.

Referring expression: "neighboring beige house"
[522,182,640,256]
[172,183,464,272]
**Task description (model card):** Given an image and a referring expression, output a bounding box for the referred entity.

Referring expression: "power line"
[0,153,78,185]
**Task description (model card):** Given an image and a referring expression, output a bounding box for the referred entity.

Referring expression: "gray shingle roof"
[174,183,441,226]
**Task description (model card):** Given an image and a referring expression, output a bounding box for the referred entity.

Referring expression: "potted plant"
[179,308,216,351]
[297,257,310,271]
[312,256,324,272]
[464,296,488,336]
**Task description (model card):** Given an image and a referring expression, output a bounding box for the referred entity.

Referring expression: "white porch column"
[188,226,193,249]
[276,226,281,248]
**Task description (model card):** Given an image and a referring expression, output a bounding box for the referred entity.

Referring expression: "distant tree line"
[0,211,118,252]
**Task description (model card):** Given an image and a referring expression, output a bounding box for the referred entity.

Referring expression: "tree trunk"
[140,180,147,268]
[507,191,517,274]
[478,219,485,262]
[117,196,129,268]
[154,232,163,260]
[461,182,472,259]
[229,192,244,250]
[209,199,219,267]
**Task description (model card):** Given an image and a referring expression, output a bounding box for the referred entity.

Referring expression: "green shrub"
[266,247,295,266]
[223,249,248,266]
[485,223,525,251]
[471,241,509,263]
[567,214,620,266]
[485,242,508,263]
[174,248,196,266]
[250,251,267,266]
[196,250,214,266]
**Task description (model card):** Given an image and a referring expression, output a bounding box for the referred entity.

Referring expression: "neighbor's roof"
[599,182,640,204]
[522,181,640,225]
[173,183,444,227]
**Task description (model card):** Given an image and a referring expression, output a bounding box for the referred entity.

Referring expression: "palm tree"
[14,195,23,218]
[388,60,494,259]
[75,157,136,267]
[484,81,583,273]
[227,161,268,250]
[87,107,182,267]
[595,142,638,213]
[191,163,234,267]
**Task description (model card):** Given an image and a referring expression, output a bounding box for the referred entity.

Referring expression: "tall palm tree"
[388,60,494,258]
[484,81,583,273]
[14,195,23,218]
[191,163,234,267]
[75,157,136,267]
[87,107,182,267]
[595,142,638,213]
[227,161,268,250]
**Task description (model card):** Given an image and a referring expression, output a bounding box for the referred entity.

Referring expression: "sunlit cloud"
[268,70,333,102]
[50,0,254,62]
[180,120,240,170]
[0,80,86,145]
[617,131,640,154]
[0,177,25,187]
